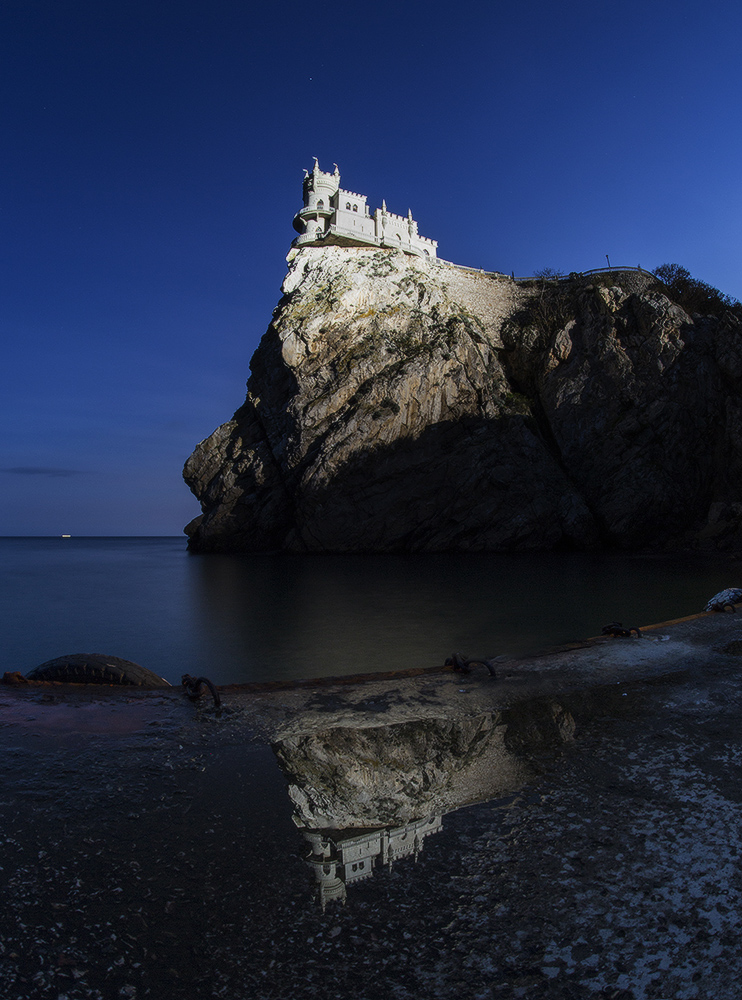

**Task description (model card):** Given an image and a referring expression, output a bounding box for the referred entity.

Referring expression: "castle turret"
[292,159,340,241]
[303,831,347,911]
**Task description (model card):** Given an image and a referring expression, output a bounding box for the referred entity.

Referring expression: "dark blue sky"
[3,0,741,535]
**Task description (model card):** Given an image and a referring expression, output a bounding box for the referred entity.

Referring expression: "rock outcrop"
[184,247,742,552]
[25,654,170,687]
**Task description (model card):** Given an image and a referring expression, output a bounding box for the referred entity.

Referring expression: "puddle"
[271,686,639,909]
[0,696,176,735]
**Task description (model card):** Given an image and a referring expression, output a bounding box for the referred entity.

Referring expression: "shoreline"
[0,605,733,724]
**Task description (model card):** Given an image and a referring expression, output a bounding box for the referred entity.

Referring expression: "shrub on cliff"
[652,263,741,319]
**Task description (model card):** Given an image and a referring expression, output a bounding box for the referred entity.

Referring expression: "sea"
[0,536,737,686]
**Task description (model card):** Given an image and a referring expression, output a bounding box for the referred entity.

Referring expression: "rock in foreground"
[26,654,170,687]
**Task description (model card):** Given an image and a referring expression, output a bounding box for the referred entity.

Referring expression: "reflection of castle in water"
[273,700,579,909]
[303,817,443,910]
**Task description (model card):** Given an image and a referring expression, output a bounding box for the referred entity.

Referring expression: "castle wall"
[372,208,437,256]
[337,188,369,214]
[333,207,376,241]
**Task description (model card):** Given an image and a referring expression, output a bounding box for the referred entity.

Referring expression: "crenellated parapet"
[291,159,438,258]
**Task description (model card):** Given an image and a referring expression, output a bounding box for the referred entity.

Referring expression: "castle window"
[317,199,324,209]
[346,202,351,210]
[353,204,358,212]
[315,226,323,236]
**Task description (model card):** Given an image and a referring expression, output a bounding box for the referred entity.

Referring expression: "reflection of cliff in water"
[272,698,579,907]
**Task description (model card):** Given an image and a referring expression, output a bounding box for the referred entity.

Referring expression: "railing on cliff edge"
[514,265,656,284]
[436,260,656,284]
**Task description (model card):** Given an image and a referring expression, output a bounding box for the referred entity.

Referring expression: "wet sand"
[2,611,742,999]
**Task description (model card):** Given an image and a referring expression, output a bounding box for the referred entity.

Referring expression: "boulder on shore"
[26,654,170,687]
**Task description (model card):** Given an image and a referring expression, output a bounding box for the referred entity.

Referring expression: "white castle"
[292,159,438,258]
[302,815,443,910]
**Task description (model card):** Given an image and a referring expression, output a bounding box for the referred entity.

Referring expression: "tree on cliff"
[653,264,740,319]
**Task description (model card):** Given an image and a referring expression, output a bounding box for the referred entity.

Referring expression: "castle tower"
[303,831,347,912]
[292,159,340,242]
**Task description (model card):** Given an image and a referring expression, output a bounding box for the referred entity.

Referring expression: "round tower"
[292,159,340,243]
[303,831,347,911]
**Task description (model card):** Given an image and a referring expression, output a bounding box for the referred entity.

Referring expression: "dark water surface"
[0,536,737,685]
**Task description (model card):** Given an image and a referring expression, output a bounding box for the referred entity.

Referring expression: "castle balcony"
[292,231,330,248]
[293,204,334,233]
[297,204,334,219]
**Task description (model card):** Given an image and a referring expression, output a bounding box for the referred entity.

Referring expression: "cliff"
[184,247,742,552]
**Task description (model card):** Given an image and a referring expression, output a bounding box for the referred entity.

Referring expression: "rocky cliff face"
[184,247,742,552]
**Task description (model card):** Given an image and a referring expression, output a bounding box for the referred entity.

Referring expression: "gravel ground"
[2,619,742,1000]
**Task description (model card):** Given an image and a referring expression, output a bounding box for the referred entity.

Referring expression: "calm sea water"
[0,537,737,685]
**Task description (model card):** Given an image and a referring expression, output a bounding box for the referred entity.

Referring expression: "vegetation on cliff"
[652,263,741,320]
